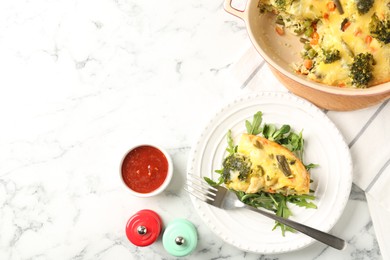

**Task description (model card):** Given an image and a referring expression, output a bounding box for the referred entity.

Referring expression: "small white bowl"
[120,144,173,197]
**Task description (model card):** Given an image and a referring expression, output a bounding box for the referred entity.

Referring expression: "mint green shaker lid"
[162,219,197,257]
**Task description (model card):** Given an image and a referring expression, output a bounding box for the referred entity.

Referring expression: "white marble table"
[0,0,386,259]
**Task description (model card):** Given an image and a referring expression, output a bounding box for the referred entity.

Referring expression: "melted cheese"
[259,0,390,87]
[226,134,310,195]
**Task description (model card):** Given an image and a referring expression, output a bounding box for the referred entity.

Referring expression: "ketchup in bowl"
[121,145,172,196]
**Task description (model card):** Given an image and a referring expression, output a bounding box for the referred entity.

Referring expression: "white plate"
[187,91,352,254]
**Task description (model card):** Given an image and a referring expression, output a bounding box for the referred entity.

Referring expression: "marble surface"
[0,0,386,259]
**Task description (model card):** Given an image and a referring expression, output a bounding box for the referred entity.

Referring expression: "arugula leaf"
[273,222,296,236]
[262,124,276,139]
[272,195,295,236]
[272,124,290,141]
[290,199,317,209]
[226,130,236,155]
[246,111,263,135]
[236,190,317,236]
[263,124,291,142]
[281,131,304,160]
[204,176,223,187]
[287,194,318,209]
[305,163,318,171]
[237,191,275,211]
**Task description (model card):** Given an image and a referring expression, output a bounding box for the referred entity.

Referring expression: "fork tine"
[184,187,215,203]
[186,182,216,201]
[186,173,219,202]
[187,173,218,197]
[186,180,216,196]
[187,173,218,191]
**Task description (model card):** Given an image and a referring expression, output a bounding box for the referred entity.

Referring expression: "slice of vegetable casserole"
[224,134,310,195]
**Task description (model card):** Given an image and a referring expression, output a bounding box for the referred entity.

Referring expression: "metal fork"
[185,173,346,250]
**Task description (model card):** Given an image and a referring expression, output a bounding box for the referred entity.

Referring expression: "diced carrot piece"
[275,26,284,36]
[366,35,373,45]
[324,13,329,20]
[310,32,319,45]
[327,1,336,11]
[304,59,313,70]
[342,21,351,31]
[354,28,362,36]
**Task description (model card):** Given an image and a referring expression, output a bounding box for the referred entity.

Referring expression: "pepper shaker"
[162,218,198,257]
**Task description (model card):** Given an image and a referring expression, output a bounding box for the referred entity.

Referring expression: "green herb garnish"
[226,129,236,155]
[245,111,263,135]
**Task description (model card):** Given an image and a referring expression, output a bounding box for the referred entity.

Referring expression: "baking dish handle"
[223,0,245,20]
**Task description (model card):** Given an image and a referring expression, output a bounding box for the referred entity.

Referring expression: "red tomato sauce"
[121,145,168,193]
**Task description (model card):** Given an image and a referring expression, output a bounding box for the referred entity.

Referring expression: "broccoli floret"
[322,49,341,64]
[350,53,375,88]
[356,0,374,15]
[222,154,251,182]
[369,14,390,44]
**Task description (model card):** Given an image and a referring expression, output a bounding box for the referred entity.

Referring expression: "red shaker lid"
[125,209,162,247]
